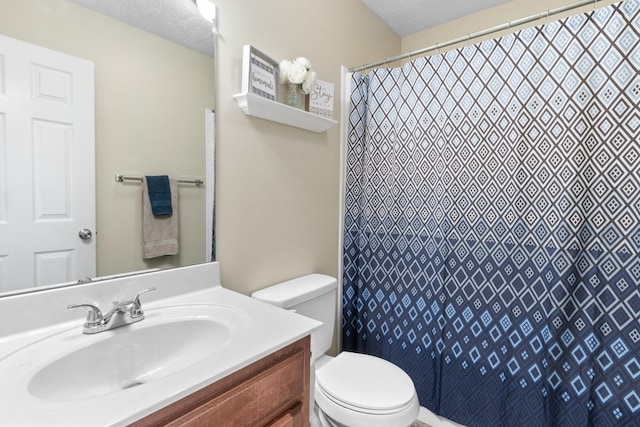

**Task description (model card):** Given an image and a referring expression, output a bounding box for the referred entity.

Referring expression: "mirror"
[0,0,216,296]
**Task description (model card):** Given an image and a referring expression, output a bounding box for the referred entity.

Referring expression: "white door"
[0,35,95,293]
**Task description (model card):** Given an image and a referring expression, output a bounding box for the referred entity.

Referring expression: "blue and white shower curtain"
[343,1,640,426]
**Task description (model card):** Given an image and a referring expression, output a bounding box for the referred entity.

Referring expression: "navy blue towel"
[146,175,172,216]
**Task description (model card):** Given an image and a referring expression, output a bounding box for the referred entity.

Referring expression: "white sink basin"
[0,263,321,427]
[2,304,249,402]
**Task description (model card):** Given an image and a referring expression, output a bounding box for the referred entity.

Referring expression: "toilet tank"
[252,274,337,359]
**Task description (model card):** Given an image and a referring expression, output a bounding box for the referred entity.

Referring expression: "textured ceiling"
[361,0,514,36]
[71,0,513,54]
[71,0,215,57]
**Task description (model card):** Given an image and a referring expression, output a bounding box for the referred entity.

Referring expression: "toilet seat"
[314,352,419,427]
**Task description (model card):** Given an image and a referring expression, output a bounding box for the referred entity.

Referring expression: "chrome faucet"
[68,287,156,334]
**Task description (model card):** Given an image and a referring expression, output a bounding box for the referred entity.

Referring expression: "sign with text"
[241,45,278,101]
[309,80,334,119]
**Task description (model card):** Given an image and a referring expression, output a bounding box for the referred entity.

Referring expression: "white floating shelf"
[233,92,337,133]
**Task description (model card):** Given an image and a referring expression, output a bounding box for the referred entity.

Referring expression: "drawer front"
[266,403,303,427]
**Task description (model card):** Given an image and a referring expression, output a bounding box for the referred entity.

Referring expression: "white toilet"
[252,274,420,427]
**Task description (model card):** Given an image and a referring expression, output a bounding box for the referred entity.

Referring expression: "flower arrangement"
[279,57,317,94]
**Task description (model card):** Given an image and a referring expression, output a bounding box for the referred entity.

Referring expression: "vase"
[285,83,304,109]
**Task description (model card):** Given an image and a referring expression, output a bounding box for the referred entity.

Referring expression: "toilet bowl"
[314,352,419,427]
[251,274,419,427]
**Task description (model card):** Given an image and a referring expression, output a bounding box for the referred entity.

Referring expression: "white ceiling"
[70,0,513,55]
[71,0,216,57]
[361,0,514,36]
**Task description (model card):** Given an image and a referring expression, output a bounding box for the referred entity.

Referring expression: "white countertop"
[0,263,320,426]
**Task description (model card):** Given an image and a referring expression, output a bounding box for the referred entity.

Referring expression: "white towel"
[142,177,179,258]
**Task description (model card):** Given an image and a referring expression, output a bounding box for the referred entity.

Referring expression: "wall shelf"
[233,92,337,133]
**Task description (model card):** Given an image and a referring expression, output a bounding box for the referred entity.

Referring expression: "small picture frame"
[309,80,335,119]
[241,45,278,101]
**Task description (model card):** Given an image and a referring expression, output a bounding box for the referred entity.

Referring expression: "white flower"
[287,62,308,84]
[279,56,316,91]
[301,70,317,95]
[293,57,311,70]
[278,59,292,84]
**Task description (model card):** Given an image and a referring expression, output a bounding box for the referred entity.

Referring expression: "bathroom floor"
[411,421,431,427]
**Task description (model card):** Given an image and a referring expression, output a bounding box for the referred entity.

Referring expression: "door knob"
[78,228,93,240]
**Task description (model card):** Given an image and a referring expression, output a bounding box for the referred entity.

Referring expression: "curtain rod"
[349,0,606,73]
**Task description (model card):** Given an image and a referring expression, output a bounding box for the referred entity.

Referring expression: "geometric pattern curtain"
[342,1,640,425]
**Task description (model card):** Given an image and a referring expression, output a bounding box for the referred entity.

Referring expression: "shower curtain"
[343,1,640,426]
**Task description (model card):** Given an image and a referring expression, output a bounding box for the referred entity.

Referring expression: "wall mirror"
[0,0,216,296]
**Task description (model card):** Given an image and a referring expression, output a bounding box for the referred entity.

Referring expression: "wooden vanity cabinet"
[131,336,311,427]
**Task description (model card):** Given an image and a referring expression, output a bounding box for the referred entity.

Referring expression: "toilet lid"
[315,352,416,413]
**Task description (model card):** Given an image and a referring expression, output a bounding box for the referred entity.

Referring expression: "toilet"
[252,274,420,427]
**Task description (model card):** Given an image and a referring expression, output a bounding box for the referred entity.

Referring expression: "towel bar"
[115,174,204,186]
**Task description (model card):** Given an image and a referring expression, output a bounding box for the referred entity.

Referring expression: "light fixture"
[195,0,216,23]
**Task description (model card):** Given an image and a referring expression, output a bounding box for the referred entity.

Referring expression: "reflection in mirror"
[0,0,216,296]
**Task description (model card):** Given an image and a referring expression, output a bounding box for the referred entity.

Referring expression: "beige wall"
[402,0,621,56]
[213,0,399,295]
[0,0,214,278]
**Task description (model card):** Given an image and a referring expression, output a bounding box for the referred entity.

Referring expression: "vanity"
[0,263,320,426]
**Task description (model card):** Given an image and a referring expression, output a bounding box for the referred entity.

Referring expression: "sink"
[2,304,249,402]
[0,263,322,426]
[29,319,226,400]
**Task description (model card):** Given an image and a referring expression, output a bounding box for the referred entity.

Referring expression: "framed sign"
[241,45,278,101]
[309,80,334,119]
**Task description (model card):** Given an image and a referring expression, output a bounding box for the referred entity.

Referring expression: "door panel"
[33,119,72,219]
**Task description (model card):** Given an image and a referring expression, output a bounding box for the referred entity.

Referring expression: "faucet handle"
[133,287,157,305]
[132,287,157,315]
[67,303,104,327]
